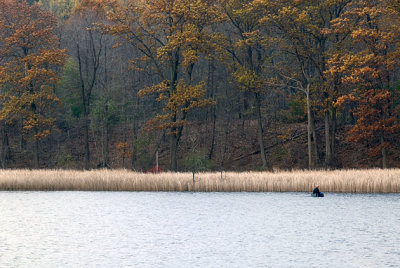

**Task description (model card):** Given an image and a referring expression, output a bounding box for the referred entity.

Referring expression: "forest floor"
[3,119,400,170]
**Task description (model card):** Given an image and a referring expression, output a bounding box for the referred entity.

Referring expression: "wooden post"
[156,150,159,171]
[193,171,195,192]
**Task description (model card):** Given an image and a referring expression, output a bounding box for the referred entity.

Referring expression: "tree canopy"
[0,0,399,170]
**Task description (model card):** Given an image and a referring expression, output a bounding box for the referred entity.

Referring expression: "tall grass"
[0,169,399,192]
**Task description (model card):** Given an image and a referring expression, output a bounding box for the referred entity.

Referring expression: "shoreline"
[0,169,399,193]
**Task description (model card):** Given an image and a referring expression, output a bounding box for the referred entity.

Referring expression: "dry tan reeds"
[0,169,399,192]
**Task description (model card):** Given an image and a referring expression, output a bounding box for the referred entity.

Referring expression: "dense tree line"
[0,0,399,170]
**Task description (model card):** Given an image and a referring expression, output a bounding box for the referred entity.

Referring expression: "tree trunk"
[324,110,332,168]
[220,121,230,172]
[208,107,216,160]
[103,100,109,168]
[381,135,387,169]
[168,49,180,171]
[170,131,178,171]
[122,85,127,169]
[20,120,26,152]
[83,113,90,170]
[240,93,245,135]
[1,128,9,169]
[34,139,39,169]
[103,44,110,168]
[170,122,185,171]
[76,41,99,170]
[207,58,216,160]
[131,120,138,170]
[331,107,337,165]
[310,111,321,166]
[306,86,312,169]
[255,92,268,169]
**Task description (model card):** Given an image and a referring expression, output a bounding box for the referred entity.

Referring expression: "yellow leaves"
[12,49,66,91]
[320,28,332,35]
[73,0,116,19]
[0,95,23,123]
[146,116,187,131]
[0,1,59,51]
[139,79,214,131]
[235,30,266,48]
[233,66,264,93]
[135,0,222,29]
[335,94,356,108]
[24,116,56,140]
[138,80,169,97]
[296,10,309,24]
[22,49,66,70]
[277,129,293,140]
[279,6,298,17]
[352,66,380,79]
[326,48,393,89]
[158,24,199,59]
[104,24,131,35]
[166,80,207,111]
[34,130,51,140]
[351,28,379,41]
[156,22,222,65]
[0,0,66,141]
[116,142,130,151]
[116,142,133,158]
[104,0,222,134]
[182,49,199,66]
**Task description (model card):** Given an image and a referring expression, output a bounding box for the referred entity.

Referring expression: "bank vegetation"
[0,169,399,193]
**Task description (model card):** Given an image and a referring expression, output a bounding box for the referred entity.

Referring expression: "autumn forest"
[0,0,399,171]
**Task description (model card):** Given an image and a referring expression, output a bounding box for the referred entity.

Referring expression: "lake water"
[0,192,399,267]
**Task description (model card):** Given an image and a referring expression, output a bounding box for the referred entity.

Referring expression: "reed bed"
[0,169,399,192]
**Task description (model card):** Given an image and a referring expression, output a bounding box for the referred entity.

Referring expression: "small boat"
[311,192,324,197]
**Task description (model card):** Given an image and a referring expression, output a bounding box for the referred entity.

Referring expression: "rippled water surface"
[0,192,399,267]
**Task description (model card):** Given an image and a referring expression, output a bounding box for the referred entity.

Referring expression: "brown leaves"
[338,88,399,156]
[324,0,400,164]
[116,142,133,158]
[0,0,67,141]
[0,1,58,51]
[142,79,215,131]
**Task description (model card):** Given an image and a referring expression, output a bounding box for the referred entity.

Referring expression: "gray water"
[0,192,399,267]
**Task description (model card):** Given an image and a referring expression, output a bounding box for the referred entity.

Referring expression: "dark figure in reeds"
[312,186,324,197]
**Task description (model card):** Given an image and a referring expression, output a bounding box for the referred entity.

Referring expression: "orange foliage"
[116,142,133,158]
[328,0,400,163]
[0,0,66,141]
